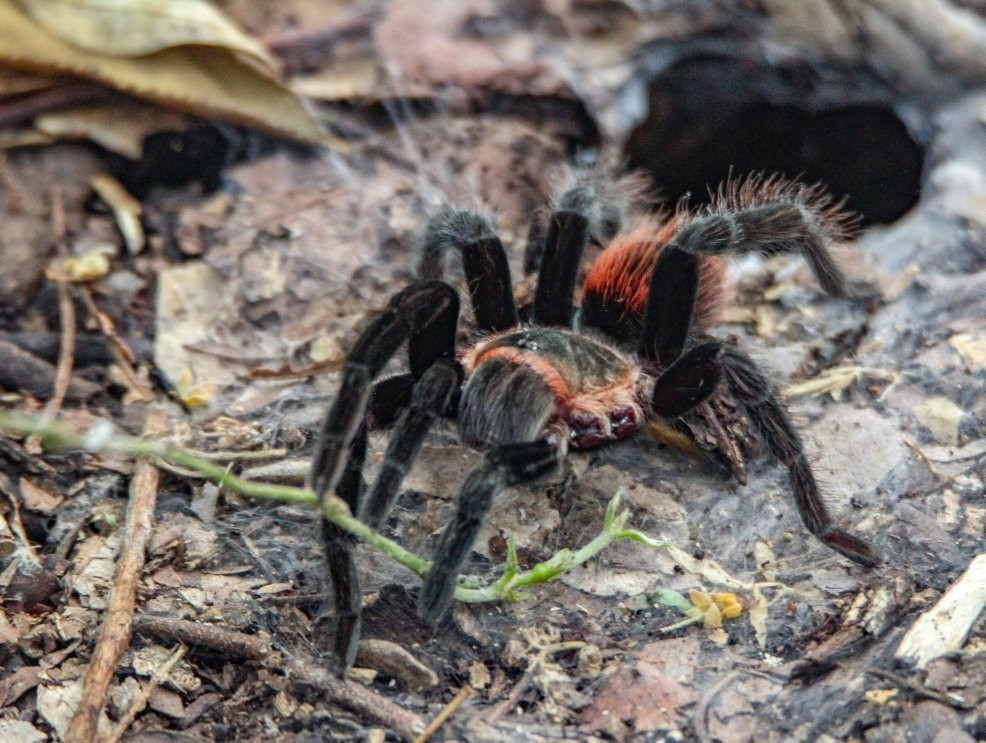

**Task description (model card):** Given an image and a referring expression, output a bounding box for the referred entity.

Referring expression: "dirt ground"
[1,1,984,741]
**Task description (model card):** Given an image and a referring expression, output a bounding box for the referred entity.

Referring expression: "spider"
[308,175,882,669]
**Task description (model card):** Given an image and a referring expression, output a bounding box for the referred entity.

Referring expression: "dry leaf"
[0,2,341,148]
[35,101,188,159]
[753,541,777,582]
[949,331,986,369]
[749,585,769,650]
[783,365,899,400]
[912,396,964,445]
[37,680,112,739]
[16,0,277,71]
[132,645,201,693]
[468,662,491,690]
[91,174,144,254]
[783,365,864,399]
[865,688,899,705]
[0,720,47,743]
[18,477,62,515]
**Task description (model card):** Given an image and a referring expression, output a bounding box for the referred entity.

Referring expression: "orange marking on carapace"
[582,216,730,328]
[465,342,643,427]
[467,345,572,400]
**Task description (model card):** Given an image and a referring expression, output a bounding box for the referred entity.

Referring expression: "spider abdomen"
[462,328,643,450]
[581,217,730,342]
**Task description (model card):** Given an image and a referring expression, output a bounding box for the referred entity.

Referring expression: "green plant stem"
[0,412,668,603]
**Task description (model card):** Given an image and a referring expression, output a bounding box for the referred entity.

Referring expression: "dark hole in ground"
[623,57,925,226]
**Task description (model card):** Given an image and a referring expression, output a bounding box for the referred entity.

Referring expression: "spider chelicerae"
[308,175,882,669]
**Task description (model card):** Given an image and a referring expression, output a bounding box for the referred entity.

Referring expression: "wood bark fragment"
[133,615,268,659]
[895,553,986,669]
[0,338,102,401]
[355,638,439,693]
[286,658,426,741]
[132,615,426,739]
[63,411,164,743]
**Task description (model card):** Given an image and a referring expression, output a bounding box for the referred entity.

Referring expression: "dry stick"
[287,658,426,741]
[40,184,76,423]
[413,684,473,743]
[0,338,102,401]
[107,645,188,743]
[132,615,426,739]
[903,439,959,483]
[134,615,267,659]
[64,412,164,743]
[76,284,154,401]
[45,287,76,414]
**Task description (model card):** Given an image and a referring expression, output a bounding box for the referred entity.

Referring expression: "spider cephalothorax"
[308,175,882,669]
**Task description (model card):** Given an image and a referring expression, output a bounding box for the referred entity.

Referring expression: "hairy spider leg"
[638,245,701,364]
[322,425,367,671]
[531,188,595,327]
[366,267,467,428]
[650,341,724,418]
[718,344,882,568]
[308,280,460,670]
[418,210,519,333]
[581,216,729,346]
[664,176,865,299]
[360,359,462,530]
[418,439,562,623]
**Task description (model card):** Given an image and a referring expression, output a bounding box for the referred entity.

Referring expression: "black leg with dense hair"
[418,439,562,623]
[308,281,461,670]
[360,359,462,529]
[532,209,591,327]
[650,341,723,418]
[666,181,861,298]
[718,345,881,567]
[322,425,367,670]
[418,211,519,332]
[309,282,459,499]
[638,246,700,364]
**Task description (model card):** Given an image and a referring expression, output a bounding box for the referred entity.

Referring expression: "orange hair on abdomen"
[582,215,729,329]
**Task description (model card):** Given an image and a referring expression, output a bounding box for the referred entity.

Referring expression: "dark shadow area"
[624,56,925,226]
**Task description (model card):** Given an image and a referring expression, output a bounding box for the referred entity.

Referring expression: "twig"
[76,284,154,401]
[904,439,959,482]
[131,614,425,737]
[0,150,28,212]
[40,184,76,424]
[483,667,534,725]
[0,338,102,401]
[185,447,288,462]
[107,645,188,743]
[895,552,986,669]
[64,412,165,743]
[866,667,973,710]
[287,657,426,740]
[0,81,111,128]
[134,615,267,659]
[414,684,473,743]
[0,473,40,563]
[355,639,438,693]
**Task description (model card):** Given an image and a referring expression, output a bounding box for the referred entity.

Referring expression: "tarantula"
[308,176,882,669]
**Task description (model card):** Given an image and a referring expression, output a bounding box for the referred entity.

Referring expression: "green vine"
[0,411,670,604]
